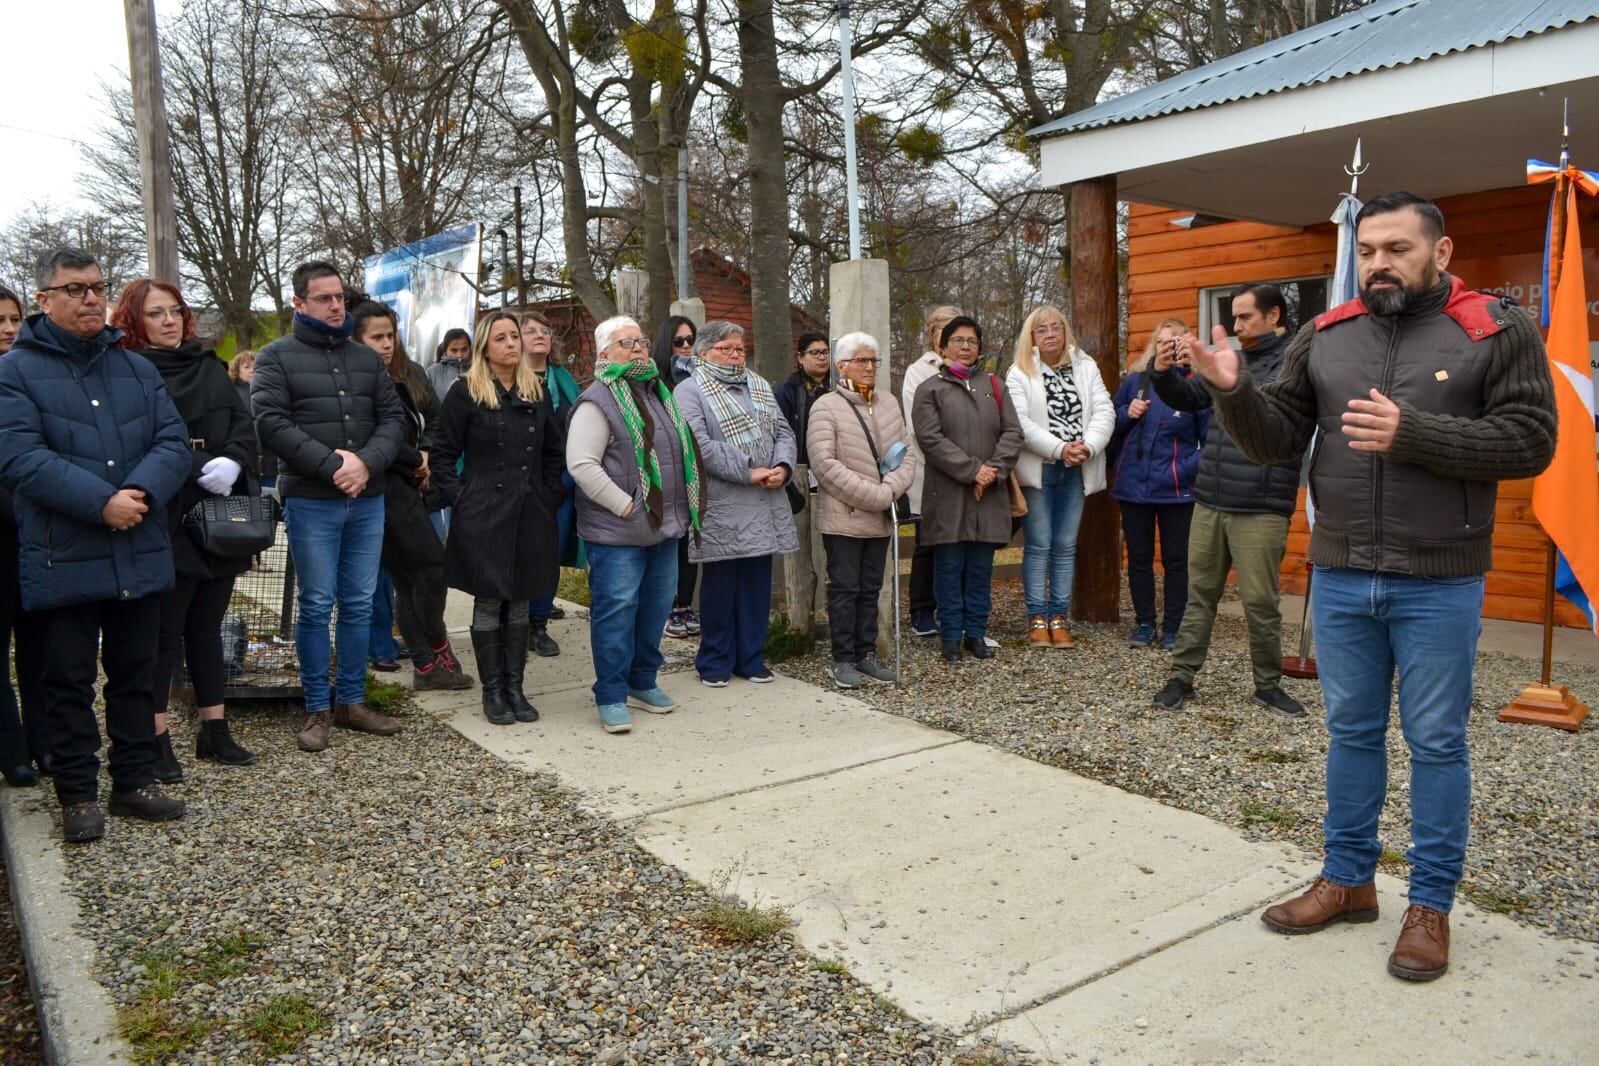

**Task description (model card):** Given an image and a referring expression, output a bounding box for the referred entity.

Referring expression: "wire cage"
[177,524,303,701]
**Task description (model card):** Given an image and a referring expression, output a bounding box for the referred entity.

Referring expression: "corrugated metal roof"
[1030,0,1599,139]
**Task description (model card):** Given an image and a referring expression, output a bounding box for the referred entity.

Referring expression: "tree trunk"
[628,78,675,330]
[736,0,793,384]
[1069,175,1121,624]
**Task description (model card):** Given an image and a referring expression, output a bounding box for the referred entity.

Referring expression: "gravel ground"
[43,701,1025,1065]
[0,856,43,1064]
[787,579,1599,944]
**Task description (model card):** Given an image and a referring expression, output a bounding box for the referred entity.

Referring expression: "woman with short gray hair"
[807,332,917,688]
[673,321,798,686]
[567,315,702,734]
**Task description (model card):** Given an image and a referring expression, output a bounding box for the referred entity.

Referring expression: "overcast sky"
[1,3,179,231]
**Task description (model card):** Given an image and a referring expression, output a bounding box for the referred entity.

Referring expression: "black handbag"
[842,401,914,524]
[183,471,279,559]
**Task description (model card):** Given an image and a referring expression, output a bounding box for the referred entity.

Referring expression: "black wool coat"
[139,342,259,580]
[380,378,446,573]
[431,377,564,601]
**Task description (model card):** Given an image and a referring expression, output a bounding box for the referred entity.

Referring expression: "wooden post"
[1499,537,1590,730]
[124,0,179,284]
[1068,175,1121,623]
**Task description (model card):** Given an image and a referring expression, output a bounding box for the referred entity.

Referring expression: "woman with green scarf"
[674,320,799,687]
[567,315,702,735]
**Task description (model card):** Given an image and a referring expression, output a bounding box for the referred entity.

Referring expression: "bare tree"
[0,202,145,298]
[84,0,299,345]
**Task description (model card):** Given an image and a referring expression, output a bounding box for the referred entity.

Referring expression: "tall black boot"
[528,618,560,657]
[469,628,514,725]
[501,621,540,723]
[195,718,256,766]
[152,730,184,783]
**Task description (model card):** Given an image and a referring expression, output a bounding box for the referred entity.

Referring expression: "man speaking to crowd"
[1181,191,1557,982]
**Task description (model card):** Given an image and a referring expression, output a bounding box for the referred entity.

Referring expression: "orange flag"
[1529,171,1599,634]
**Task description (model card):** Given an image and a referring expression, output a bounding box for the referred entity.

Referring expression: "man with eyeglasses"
[0,248,192,841]
[252,261,408,753]
[776,330,832,467]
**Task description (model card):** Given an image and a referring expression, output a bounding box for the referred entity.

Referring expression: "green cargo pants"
[1168,503,1290,692]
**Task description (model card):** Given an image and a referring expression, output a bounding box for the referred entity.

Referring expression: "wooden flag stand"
[1499,540,1589,731]
[1281,560,1318,679]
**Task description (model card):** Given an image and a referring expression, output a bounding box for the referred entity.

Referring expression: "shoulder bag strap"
[843,399,885,480]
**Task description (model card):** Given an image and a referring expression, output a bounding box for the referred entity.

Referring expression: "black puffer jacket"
[1150,329,1300,516]
[251,315,407,500]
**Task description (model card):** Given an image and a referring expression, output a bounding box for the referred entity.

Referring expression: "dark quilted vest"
[1306,279,1511,576]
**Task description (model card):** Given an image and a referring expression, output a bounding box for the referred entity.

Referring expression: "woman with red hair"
[112,279,259,778]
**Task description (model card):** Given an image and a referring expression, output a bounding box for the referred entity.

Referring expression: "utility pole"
[837,1,863,260]
[124,0,179,284]
[513,184,527,308]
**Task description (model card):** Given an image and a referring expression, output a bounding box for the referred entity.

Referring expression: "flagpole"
[1500,99,1592,731]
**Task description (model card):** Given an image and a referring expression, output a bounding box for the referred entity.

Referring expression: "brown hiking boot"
[1049,616,1076,649]
[334,702,401,737]
[1388,904,1449,981]
[297,711,332,752]
[1261,877,1379,934]
[62,802,105,843]
[1027,615,1051,649]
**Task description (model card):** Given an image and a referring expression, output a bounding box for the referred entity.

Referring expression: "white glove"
[197,456,242,495]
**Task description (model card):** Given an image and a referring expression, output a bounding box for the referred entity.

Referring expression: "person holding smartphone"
[1109,319,1209,649]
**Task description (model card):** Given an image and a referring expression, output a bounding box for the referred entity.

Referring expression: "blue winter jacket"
[0,315,190,610]
[1108,367,1209,506]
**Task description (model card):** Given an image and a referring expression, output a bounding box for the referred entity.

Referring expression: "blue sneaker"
[1129,625,1157,648]
[597,703,633,734]
[628,686,676,714]
[1160,629,1178,651]
[911,611,937,637]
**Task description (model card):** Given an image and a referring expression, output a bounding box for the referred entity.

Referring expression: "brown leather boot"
[1388,904,1449,981]
[1027,615,1052,649]
[296,711,332,753]
[333,702,401,737]
[1049,616,1076,649]
[1261,877,1379,934]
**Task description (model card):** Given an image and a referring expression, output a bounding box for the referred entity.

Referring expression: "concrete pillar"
[1069,175,1122,624]
[828,259,897,659]
[670,297,705,326]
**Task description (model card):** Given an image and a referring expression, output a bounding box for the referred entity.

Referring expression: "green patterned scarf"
[594,358,701,532]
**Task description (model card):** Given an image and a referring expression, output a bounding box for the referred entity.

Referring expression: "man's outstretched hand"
[1182,326,1240,391]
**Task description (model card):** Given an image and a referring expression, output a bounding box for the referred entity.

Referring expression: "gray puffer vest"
[571,381,689,548]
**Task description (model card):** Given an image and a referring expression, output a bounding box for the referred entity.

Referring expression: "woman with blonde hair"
[1005,304,1114,649]
[432,312,564,725]
[1108,318,1208,649]
[901,303,962,637]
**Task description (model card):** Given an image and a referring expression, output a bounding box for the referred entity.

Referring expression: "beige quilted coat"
[806,385,918,538]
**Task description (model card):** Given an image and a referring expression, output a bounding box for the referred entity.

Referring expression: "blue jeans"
[530,492,575,621]
[429,510,447,544]
[587,541,678,706]
[932,541,999,642]
[284,496,385,711]
[368,569,401,661]
[697,554,773,680]
[1311,566,1485,913]
[1021,461,1086,617]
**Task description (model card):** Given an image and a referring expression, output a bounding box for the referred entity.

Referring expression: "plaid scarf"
[693,357,782,456]
[594,358,701,532]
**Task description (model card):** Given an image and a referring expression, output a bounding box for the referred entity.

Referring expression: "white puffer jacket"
[1005,349,1114,493]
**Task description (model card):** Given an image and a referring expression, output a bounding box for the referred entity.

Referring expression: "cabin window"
[1199,275,1332,345]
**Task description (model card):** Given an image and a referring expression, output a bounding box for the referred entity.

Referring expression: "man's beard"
[1362,265,1437,316]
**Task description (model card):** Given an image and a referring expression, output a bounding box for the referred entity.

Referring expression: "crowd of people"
[0,189,1564,985]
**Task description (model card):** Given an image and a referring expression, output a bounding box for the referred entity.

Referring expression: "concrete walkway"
[428,595,1596,1064]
